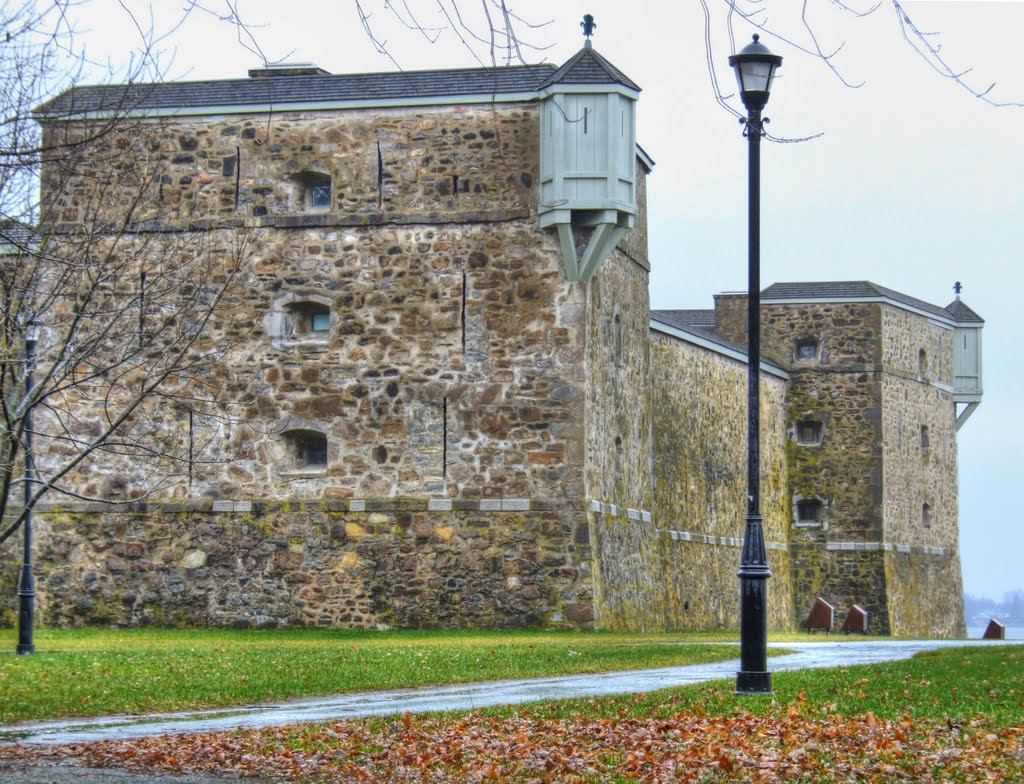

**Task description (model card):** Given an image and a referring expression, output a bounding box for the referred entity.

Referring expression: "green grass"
[0,627,749,724]
[479,644,1024,725]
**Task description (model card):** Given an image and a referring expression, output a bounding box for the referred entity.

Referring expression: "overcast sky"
[63,1,1024,600]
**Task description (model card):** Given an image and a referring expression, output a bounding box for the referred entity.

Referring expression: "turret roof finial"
[954,281,963,298]
[581,14,596,48]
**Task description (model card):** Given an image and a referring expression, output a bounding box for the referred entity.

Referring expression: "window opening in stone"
[309,183,331,209]
[796,420,823,445]
[614,314,622,364]
[614,436,623,483]
[286,301,330,337]
[921,502,932,528]
[918,348,927,378]
[290,171,332,212]
[283,429,328,469]
[795,338,819,361]
[920,424,930,457]
[796,499,822,524]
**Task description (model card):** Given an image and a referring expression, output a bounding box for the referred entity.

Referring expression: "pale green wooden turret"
[946,282,984,430]
[539,17,641,283]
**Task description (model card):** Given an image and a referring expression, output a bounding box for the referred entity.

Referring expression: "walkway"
[2,638,1017,746]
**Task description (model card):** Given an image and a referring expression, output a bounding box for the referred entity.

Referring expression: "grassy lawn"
[3,644,1019,782]
[0,627,749,724]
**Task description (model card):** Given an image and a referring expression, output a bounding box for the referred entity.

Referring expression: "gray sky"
[65,1,1024,600]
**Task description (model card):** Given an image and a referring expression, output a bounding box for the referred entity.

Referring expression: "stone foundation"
[4,499,592,630]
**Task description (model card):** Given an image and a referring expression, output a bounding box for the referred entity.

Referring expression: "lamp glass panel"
[739,61,774,93]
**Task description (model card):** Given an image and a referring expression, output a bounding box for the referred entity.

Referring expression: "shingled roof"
[945,297,984,324]
[650,309,716,333]
[35,63,559,117]
[539,44,640,91]
[761,281,982,324]
[0,221,38,254]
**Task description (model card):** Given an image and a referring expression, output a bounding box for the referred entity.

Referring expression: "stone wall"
[37,103,594,505]
[583,229,654,630]
[879,306,963,637]
[43,105,540,227]
[588,330,794,633]
[10,498,592,629]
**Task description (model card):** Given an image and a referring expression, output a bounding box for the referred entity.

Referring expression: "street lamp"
[17,319,41,656]
[729,34,782,695]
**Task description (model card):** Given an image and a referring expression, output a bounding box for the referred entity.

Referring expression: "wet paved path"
[2,638,1018,747]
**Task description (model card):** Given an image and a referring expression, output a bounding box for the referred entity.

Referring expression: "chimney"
[248,63,331,78]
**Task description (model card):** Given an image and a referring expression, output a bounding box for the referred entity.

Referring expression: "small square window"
[283,429,328,470]
[309,183,331,209]
[797,420,823,445]
[796,338,819,360]
[285,301,331,337]
[796,499,822,524]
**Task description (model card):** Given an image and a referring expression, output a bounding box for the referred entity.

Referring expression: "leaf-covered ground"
[2,709,1021,782]
[1,645,1021,782]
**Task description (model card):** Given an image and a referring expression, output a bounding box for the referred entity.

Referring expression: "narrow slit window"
[920,424,930,457]
[921,502,932,528]
[614,314,622,364]
[614,436,623,483]
[918,348,928,378]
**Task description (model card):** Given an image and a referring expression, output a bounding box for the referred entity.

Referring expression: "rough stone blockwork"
[24,502,591,629]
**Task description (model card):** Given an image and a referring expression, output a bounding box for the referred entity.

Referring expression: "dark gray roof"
[651,309,738,354]
[945,298,985,324]
[651,309,716,332]
[761,281,959,322]
[0,221,38,253]
[539,44,640,92]
[651,309,786,376]
[36,64,558,117]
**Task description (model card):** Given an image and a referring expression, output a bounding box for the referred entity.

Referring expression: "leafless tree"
[352,0,1023,118]
[0,1,255,548]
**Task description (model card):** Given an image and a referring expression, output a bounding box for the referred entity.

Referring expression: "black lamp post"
[17,320,40,656]
[729,34,782,695]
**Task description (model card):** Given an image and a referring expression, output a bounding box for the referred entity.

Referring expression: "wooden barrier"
[840,604,869,634]
[983,619,1006,640]
[803,597,835,633]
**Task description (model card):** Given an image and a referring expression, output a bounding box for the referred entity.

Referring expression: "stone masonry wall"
[38,104,592,505]
[590,331,794,633]
[583,216,654,630]
[43,104,539,227]
[879,306,963,637]
[9,499,591,629]
[759,301,889,631]
[715,296,891,630]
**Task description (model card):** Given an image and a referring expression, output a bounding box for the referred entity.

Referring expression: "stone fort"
[4,38,984,636]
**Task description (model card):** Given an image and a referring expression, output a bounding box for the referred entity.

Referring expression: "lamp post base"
[16,562,35,656]
[735,670,772,695]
